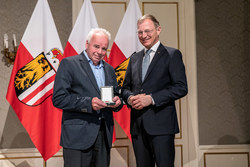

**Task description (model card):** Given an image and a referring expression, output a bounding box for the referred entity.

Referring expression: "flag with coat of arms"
[6,0,63,161]
[109,0,143,141]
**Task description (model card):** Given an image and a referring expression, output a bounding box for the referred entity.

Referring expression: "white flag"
[64,0,98,57]
[108,0,143,140]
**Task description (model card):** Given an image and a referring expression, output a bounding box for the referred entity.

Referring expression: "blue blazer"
[122,43,188,135]
[52,52,122,150]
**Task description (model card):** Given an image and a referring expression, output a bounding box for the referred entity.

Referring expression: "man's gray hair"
[87,28,111,43]
[137,14,160,28]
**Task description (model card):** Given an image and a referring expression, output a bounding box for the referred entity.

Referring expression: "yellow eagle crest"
[15,53,52,90]
[115,58,130,87]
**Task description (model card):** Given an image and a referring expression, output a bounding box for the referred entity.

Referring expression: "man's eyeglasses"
[137,29,154,36]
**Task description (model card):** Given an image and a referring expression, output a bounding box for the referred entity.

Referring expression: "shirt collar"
[83,50,104,68]
[144,41,160,53]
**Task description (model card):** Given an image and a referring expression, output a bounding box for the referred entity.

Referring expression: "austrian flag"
[6,0,63,161]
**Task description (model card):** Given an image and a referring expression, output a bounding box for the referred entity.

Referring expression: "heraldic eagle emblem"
[115,57,130,87]
[14,48,63,106]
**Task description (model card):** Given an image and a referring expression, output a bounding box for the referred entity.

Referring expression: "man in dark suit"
[122,14,188,167]
[52,28,123,167]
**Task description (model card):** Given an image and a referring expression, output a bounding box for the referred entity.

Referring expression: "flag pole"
[43,160,47,167]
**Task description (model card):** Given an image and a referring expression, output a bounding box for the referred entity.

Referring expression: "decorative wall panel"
[204,152,249,167]
[92,2,126,46]
[196,0,250,145]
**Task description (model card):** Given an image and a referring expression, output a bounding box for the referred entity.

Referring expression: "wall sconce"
[2,33,18,65]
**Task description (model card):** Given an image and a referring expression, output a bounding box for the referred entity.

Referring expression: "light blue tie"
[142,49,152,81]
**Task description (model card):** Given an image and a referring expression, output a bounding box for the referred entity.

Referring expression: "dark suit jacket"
[122,43,188,135]
[52,52,122,150]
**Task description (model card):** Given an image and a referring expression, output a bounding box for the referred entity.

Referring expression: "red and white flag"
[109,0,143,141]
[63,0,98,57]
[6,0,63,161]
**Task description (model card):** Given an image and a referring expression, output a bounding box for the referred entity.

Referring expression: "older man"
[53,28,123,167]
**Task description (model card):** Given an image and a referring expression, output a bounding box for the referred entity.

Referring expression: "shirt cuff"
[127,95,133,105]
[150,94,155,105]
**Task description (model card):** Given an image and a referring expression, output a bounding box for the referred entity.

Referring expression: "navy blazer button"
[99,117,102,120]
[140,89,143,92]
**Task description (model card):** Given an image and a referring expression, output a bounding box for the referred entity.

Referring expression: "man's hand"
[109,96,121,108]
[92,97,107,110]
[129,94,152,110]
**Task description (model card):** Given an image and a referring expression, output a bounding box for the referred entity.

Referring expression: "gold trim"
[175,99,182,139]
[114,119,129,140]
[175,144,183,167]
[0,155,43,160]
[142,2,180,49]
[50,155,63,158]
[92,1,127,11]
[116,136,129,140]
[112,145,129,167]
[204,152,250,167]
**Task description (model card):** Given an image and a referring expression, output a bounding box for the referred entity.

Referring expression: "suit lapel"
[143,43,166,82]
[137,50,144,84]
[79,52,100,94]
